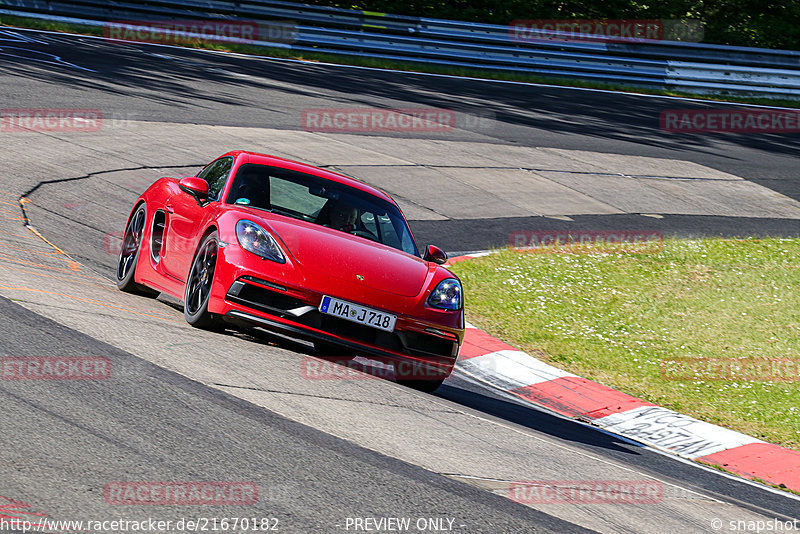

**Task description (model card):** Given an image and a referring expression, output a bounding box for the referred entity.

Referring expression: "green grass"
[3,14,800,109]
[449,237,800,450]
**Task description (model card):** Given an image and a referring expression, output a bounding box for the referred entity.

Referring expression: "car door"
[162,157,234,281]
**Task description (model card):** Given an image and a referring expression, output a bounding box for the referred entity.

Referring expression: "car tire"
[116,204,157,296]
[313,340,356,360]
[396,378,445,393]
[184,231,219,329]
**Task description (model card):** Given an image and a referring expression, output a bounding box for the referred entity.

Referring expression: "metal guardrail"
[3,0,800,98]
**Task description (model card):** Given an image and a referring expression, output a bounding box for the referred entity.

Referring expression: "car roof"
[220,150,397,206]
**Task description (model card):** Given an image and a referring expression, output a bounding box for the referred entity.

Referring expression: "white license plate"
[319,296,396,332]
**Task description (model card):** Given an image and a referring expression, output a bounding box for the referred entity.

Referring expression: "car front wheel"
[313,340,356,359]
[396,378,445,393]
[184,231,219,329]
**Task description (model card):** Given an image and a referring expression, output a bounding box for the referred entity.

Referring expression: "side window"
[196,157,234,201]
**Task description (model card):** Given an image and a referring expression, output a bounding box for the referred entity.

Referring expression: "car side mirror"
[178,177,209,200]
[423,245,447,264]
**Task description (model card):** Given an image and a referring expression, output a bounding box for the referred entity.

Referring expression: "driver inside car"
[326,201,358,232]
[231,169,269,209]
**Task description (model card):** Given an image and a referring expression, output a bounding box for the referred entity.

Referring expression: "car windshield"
[225,164,419,256]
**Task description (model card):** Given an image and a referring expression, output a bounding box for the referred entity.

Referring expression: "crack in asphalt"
[14,165,204,273]
[17,164,203,226]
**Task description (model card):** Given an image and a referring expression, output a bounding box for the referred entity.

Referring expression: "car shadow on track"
[216,313,649,458]
[434,377,642,456]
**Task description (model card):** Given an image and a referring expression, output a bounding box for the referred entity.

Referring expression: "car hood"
[266,217,428,297]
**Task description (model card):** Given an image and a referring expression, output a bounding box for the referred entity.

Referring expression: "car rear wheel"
[117,204,156,295]
[184,231,219,329]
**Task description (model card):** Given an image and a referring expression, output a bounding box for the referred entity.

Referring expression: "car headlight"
[236,220,285,264]
[427,278,463,310]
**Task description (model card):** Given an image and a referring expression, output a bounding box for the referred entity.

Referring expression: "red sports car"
[116,151,464,391]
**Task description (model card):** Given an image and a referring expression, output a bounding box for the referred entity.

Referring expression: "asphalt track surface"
[1,28,800,533]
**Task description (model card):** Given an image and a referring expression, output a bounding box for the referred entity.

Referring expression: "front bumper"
[209,247,463,379]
